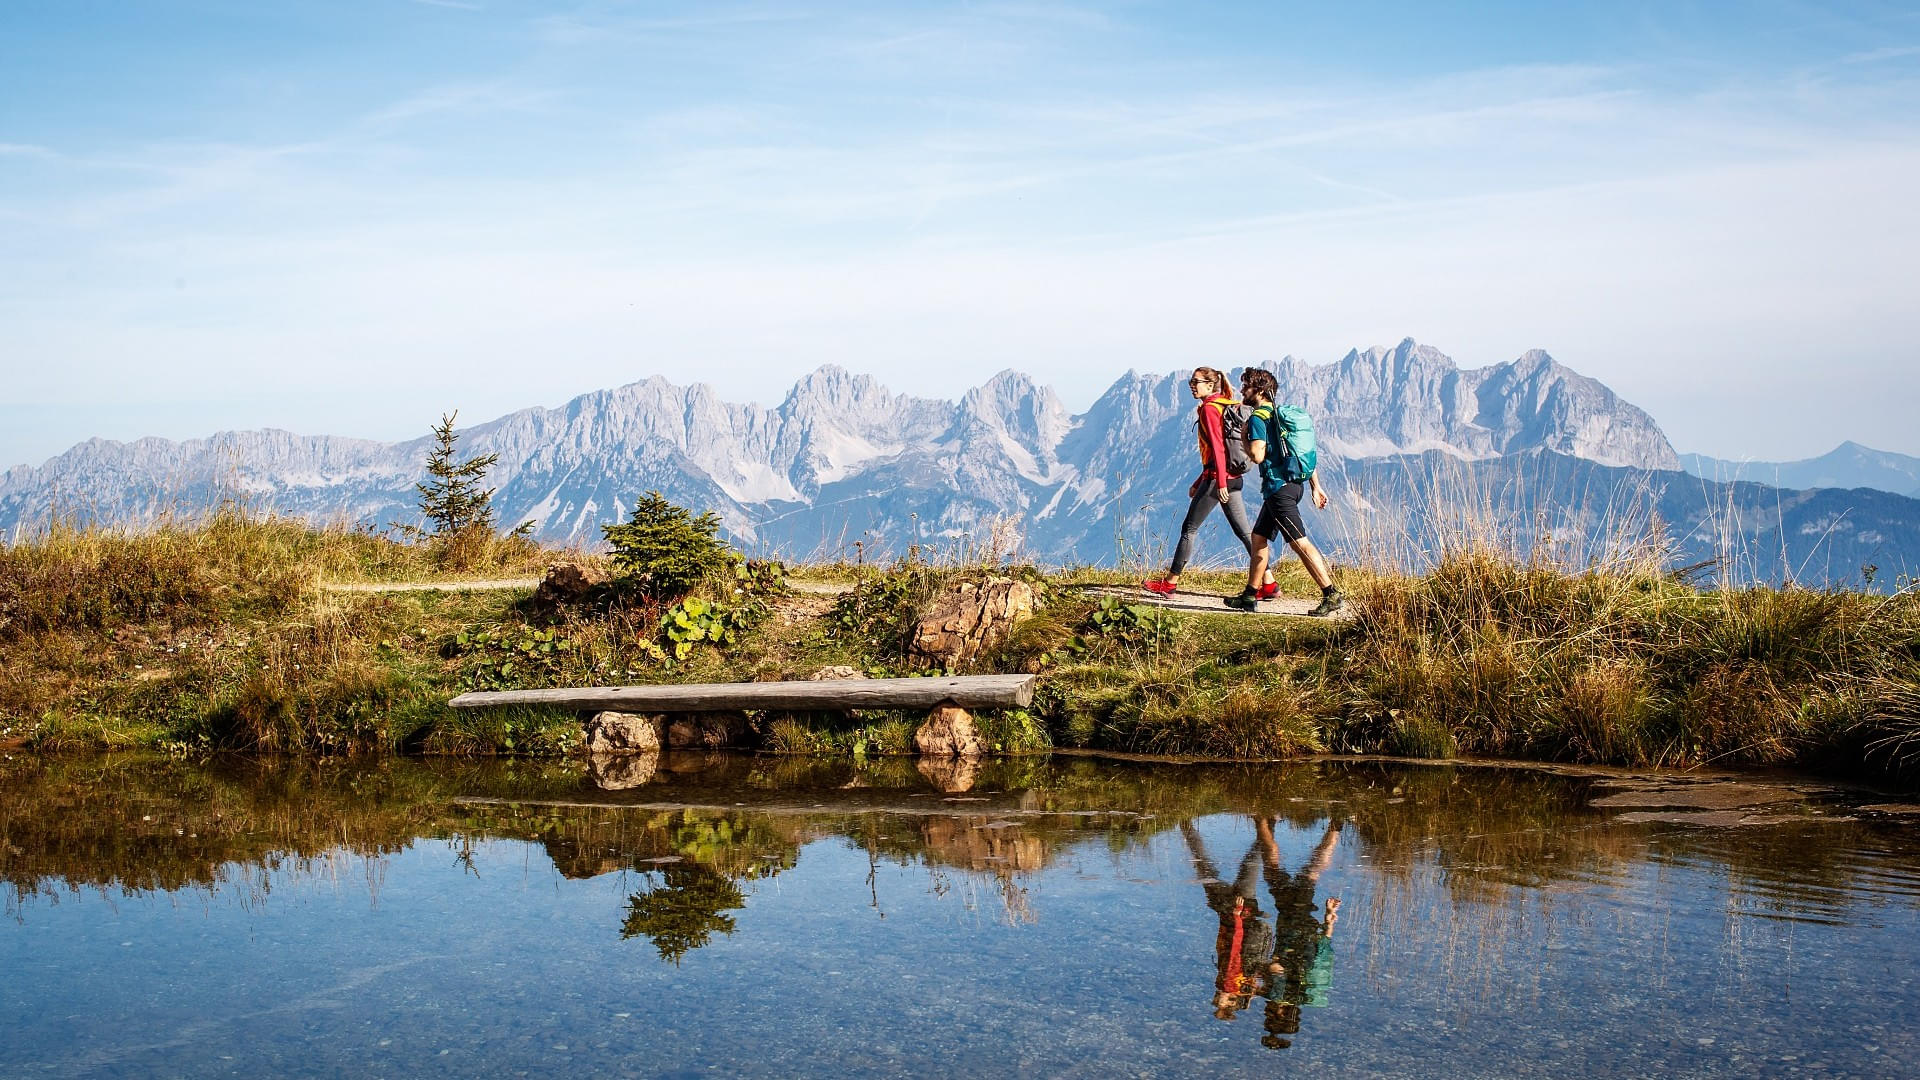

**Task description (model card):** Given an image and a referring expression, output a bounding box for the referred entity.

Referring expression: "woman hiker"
[1227,368,1343,616]
[1143,367,1276,597]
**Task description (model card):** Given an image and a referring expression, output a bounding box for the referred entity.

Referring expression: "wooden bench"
[448,673,1037,713]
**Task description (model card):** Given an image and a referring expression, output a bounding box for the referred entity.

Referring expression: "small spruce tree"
[601,491,731,598]
[416,411,500,535]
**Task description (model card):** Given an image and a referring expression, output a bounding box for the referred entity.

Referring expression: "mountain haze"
[1682,442,1920,499]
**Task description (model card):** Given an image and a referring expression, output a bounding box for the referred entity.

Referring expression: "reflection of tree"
[620,864,746,962]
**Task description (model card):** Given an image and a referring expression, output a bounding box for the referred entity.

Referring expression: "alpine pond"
[4,753,1920,1078]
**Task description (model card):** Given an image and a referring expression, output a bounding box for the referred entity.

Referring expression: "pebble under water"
[3,752,1919,1078]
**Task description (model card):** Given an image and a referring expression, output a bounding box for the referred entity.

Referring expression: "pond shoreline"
[4,514,1917,792]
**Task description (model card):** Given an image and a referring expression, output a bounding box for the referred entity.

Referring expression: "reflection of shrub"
[602,492,730,600]
[620,865,746,963]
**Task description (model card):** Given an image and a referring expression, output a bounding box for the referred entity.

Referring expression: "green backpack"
[1269,403,1318,483]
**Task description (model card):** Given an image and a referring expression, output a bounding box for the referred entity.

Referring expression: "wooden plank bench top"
[448,673,1037,712]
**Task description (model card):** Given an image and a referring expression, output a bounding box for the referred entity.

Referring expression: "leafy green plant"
[1080,596,1180,650]
[661,597,752,661]
[732,558,788,602]
[602,492,732,599]
[640,561,785,666]
[454,625,574,690]
[977,707,1051,753]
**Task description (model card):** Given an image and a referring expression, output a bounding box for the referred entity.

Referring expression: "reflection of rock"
[585,712,664,754]
[533,561,609,610]
[665,712,750,749]
[589,751,660,789]
[920,816,1046,872]
[908,578,1037,669]
[915,705,983,758]
[916,756,981,793]
[808,665,866,681]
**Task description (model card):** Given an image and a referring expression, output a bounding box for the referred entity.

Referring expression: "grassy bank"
[3,512,1917,788]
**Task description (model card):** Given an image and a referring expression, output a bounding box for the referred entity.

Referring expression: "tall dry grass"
[1328,461,1920,777]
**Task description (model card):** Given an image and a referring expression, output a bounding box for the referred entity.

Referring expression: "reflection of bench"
[451,675,1037,761]
[448,674,1036,712]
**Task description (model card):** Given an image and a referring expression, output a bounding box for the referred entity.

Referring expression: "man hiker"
[1226,368,1343,616]
[1143,367,1275,597]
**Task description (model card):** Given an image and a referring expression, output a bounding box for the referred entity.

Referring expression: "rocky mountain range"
[5,338,1914,586]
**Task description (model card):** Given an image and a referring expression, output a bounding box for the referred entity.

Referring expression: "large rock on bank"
[908,578,1038,669]
[533,561,609,611]
[585,711,663,754]
[914,704,983,758]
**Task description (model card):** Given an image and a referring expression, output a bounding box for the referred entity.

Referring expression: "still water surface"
[4,752,1919,1078]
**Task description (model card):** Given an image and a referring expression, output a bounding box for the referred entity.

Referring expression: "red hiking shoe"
[1141,579,1178,595]
[1257,582,1279,600]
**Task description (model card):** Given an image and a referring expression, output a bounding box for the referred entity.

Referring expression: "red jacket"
[1194,394,1236,491]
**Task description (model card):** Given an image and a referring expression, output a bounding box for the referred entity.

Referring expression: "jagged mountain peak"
[948,370,1076,484]
[959,370,1065,424]
[1340,337,1456,373]
[780,365,897,413]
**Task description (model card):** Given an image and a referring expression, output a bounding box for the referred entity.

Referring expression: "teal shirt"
[1246,406,1291,498]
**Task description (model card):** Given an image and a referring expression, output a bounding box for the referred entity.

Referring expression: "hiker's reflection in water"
[1182,817,1341,1050]
[1181,820,1275,1021]
[1261,818,1340,1049]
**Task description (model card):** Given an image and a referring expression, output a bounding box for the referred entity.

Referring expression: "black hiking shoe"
[1308,588,1345,617]
[1223,590,1260,611]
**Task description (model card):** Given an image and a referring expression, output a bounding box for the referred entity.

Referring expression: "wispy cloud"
[409,0,484,10]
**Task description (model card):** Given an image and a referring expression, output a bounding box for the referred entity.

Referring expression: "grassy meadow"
[2,509,1917,789]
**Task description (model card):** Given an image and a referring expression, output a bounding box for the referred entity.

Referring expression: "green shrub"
[602,492,731,599]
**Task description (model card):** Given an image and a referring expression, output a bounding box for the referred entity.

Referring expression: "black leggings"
[1169,485,1255,575]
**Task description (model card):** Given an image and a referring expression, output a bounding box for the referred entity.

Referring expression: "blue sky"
[3,0,1918,468]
